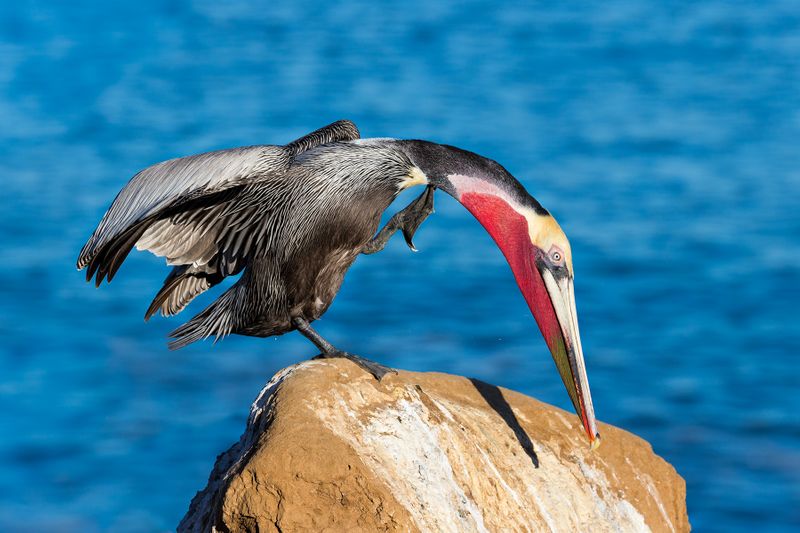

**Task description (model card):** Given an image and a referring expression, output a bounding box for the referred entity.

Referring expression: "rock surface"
[180,359,688,532]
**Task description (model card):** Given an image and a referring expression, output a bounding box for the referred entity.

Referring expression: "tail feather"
[167,285,239,350]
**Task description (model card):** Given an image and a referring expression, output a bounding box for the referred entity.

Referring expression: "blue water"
[1,1,799,530]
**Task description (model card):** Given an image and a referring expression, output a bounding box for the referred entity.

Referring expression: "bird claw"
[362,186,435,255]
[314,350,397,381]
[399,185,435,251]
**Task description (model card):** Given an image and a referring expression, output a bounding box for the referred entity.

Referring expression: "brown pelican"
[77,120,600,446]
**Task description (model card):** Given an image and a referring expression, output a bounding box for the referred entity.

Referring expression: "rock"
[180,359,688,533]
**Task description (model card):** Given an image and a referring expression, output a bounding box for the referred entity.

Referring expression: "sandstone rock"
[180,359,688,532]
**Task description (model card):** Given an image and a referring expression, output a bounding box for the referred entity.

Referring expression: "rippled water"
[1,1,799,531]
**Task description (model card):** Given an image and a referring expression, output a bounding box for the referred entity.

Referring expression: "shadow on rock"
[469,377,539,468]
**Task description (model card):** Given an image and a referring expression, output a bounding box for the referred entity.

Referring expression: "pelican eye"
[550,249,564,264]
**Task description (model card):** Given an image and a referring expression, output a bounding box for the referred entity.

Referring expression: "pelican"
[77,120,600,446]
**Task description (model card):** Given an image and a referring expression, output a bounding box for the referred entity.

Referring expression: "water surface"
[1,1,798,531]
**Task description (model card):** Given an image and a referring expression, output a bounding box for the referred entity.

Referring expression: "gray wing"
[77,145,279,285]
[77,120,360,320]
[285,119,359,157]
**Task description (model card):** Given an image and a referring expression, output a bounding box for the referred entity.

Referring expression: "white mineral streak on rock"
[248,362,308,424]
[627,457,676,533]
[551,410,575,430]
[316,390,489,533]
[313,377,651,533]
[576,459,650,532]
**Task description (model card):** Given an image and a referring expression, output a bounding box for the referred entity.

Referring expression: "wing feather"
[145,265,219,320]
[77,145,279,272]
[77,120,365,331]
[285,119,359,157]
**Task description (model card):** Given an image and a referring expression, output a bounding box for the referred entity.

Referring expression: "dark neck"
[396,140,548,215]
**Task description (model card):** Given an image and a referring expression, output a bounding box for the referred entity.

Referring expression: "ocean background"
[1,1,798,530]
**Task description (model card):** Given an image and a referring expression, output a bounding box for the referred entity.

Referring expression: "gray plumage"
[77,120,422,350]
[78,122,600,439]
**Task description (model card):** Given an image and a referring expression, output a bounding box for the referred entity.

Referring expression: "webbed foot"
[313,351,397,381]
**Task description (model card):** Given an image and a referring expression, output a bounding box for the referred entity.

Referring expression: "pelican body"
[78,121,600,446]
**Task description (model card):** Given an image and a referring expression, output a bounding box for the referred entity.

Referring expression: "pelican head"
[402,140,600,447]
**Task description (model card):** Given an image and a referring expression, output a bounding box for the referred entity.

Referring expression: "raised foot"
[362,185,435,254]
[313,351,397,381]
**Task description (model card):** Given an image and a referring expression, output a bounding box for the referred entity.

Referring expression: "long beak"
[540,269,600,448]
[434,180,599,446]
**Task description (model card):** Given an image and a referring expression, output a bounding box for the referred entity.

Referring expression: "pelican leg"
[362,185,435,254]
[291,317,396,380]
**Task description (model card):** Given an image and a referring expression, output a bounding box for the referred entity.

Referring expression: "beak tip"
[589,432,601,451]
